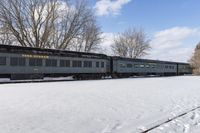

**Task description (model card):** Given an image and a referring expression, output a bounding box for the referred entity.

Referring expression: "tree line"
[0,0,151,58]
[0,0,102,52]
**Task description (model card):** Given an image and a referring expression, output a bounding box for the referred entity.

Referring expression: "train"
[0,44,192,80]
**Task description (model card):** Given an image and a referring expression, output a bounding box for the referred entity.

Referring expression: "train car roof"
[0,44,109,59]
[111,56,190,65]
[0,44,190,65]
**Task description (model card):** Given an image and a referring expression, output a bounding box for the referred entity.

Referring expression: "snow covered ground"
[0,76,200,133]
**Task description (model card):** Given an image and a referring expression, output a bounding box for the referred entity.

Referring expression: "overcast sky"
[89,0,200,62]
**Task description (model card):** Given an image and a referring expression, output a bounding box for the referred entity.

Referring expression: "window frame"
[72,60,82,68]
[0,57,6,66]
[29,58,43,67]
[10,57,26,66]
[60,60,70,67]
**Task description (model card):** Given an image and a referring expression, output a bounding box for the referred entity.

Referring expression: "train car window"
[10,57,18,66]
[83,61,87,68]
[165,65,168,69]
[120,63,124,68]
[60,60,70,67]
[134,64,139,68]
[145,65,150,68]
[72,60,82,67]
[0,57,6,65]
[101,62,104,68]
[45,59,57,67]
[52,60,57,67]
[127,63,132,68]
[10,57,25,66]
[19,58,25,66]
[65,60,70,67]
[83,61,87,67]
[37,59,43,66]
[45,59,51,66]
[29,59,34,66]
[89,61,92,67]
[96,62,99,68]
[60,60,65,67]
[84,61,92,68]
[29,58,42,66]
[140,64,144,68]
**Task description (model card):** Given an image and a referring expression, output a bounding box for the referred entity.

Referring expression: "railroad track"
[141,105,200,133]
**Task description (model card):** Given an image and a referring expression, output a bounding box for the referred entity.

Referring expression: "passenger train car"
[0,45,192,80]
[111,57,191,78]
[0,45,110,80]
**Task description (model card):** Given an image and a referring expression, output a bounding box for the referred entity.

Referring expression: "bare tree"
[0,0,102,51]
[112,34,128,57]
[0,0,58,48]
[190,42,200,75]
[52,0,102,51]
[0,23,16,45]
[72,16,102,52]
[111,28,151,58]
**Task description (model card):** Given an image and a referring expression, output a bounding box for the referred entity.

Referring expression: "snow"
[0,76,74,83]
[0,76,200,133]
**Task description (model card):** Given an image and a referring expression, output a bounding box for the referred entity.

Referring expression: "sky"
[89,0,200,62]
